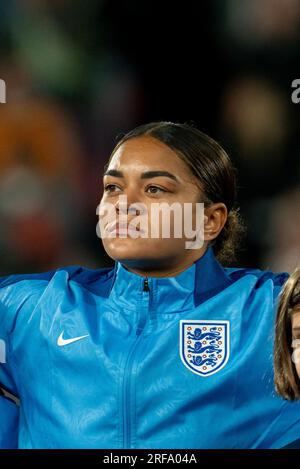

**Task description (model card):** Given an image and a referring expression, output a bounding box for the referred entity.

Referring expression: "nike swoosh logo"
[57,332,89,347]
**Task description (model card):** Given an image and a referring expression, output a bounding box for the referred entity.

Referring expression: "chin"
[102,234,186,261]
[102,237,153,261]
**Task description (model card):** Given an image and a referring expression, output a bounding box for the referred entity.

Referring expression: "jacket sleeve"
[0,275,21,396]
[0,394,19,449]
[0,271,53,394]
[0,270,56,449]
[0,275,23,449]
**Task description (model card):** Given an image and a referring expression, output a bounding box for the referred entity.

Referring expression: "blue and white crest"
[179,320,230,377]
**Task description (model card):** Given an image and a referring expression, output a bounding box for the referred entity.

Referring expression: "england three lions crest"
[180,320,230,377]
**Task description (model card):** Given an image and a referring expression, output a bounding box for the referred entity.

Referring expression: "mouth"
[106,222,145,235]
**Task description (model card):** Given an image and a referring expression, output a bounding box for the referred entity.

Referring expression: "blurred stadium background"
[0,0,300,274]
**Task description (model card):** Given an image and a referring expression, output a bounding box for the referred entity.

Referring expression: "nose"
[115,187,143,217]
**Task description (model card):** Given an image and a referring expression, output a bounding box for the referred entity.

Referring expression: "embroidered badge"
[180,320,230,376]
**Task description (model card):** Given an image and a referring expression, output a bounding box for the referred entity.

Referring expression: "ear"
[204,203,228,241]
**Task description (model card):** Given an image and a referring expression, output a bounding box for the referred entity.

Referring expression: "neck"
[119,247,208,278]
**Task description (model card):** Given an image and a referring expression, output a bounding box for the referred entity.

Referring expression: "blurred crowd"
[0,0,299,275]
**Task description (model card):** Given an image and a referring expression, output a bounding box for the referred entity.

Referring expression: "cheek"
[97,202,117,230]
[295,359,300,379]
[291,347,300,378]
[296,363,300,378]
[147,207,188,235]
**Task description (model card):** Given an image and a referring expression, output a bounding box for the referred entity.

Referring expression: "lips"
[106,221,144,234]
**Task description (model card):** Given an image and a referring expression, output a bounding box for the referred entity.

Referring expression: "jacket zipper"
[143,278,149,292]
[122,277,150,448]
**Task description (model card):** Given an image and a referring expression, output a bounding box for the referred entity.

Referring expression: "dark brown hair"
[105,121,246,265]
[274,268,300,400]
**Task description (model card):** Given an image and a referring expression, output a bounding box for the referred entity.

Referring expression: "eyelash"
[104,184,167,194]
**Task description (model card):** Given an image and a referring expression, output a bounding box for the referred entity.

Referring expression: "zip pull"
[143,277,150,292]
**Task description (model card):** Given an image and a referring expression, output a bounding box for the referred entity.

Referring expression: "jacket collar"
[108,246,234,313]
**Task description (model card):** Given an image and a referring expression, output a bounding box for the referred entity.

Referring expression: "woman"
[1,121,300,449]
[274,268,300,400]
[274,268,300,449]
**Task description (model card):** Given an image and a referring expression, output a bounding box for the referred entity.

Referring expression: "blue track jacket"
[1,246,300,449]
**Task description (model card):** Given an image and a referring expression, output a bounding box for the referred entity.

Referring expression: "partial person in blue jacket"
[1,121,300,449]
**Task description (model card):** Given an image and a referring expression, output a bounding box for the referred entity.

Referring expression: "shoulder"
[224,265,289,306]
[58,264,116,294]
[0,264,116,331]
[225,266,289,288]
[0,264,115,295]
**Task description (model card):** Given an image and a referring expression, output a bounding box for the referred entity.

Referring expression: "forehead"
[108,136,192,176]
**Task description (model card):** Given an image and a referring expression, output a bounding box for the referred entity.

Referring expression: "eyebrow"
[103,169,179,183]
[292,327,300,334]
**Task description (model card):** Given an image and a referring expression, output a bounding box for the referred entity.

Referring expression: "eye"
[104,184,122,193]
[146,185,167,194]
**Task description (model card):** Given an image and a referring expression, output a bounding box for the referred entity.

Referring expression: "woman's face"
[99,135,226,272]
[292,309,300,377]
